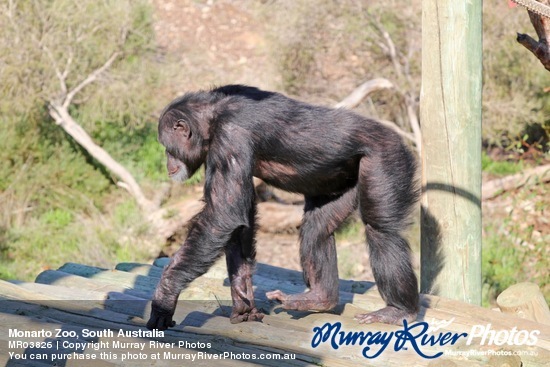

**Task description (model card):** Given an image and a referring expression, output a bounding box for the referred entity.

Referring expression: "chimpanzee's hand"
[146,300,176,330]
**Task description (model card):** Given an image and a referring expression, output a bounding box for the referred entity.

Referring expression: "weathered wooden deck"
[0,258,548,366]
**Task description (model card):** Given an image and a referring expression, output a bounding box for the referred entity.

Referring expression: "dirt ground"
[152,0,278,92]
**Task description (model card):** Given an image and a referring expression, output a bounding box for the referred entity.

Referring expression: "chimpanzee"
[146,85,419,330]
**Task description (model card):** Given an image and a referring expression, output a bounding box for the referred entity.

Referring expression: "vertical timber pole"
[420,1,482,304]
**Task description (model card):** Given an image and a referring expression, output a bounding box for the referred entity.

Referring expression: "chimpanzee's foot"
[230,306,264,324]
[354,305,417,325]
[227,267,264,324]
[266,289,337,311]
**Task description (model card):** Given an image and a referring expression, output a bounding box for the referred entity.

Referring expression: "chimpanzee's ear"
[174,119,191,138]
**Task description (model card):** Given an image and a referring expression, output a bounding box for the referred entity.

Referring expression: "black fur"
[147,85,419,330]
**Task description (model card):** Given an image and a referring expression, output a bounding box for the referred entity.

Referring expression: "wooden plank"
[34,270,152,299]
[153,257,170,268]
[32,264,550,350]
[30,264,550,347]
[55,264,160,291]
[0,281,435,366]
[0,299,335,366]
[0,283,337,365]
[11,281,145,302]
[5,260,550,366]
[2,280,156,319]
[178,313,367,367]
[131,260,376,296]
[115,263,164,278]
[0,313,240,367]
[116,261,228,281]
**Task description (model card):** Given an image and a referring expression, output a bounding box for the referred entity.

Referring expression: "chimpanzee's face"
[165,150,190,182]
[158,109,203,182]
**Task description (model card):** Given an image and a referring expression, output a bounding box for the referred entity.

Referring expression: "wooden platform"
[0,258,548,366]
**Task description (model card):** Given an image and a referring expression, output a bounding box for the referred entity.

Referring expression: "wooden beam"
[420,1,483,305]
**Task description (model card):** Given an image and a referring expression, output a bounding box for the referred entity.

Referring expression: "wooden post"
[497,282,550,325]
[420,1,483,305]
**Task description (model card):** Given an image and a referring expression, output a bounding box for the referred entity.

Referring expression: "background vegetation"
[0,0,168,279]
[0,0,547,304]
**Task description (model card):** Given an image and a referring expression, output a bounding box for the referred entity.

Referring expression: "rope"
[511,0,550,18]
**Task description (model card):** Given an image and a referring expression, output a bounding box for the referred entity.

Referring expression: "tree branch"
[403,94,422,153]
[382,28,403,76]
[368,16,422,153]
[40,39,156,216]
[334,78,394,109]
[482,164,550,200]
[335,79,417,146]
[35,39,68,95]
[515,0,550,71]
[62,51,120,109]
[48,101,155,213]
[517,32,550,71]
[61,51,73,81]
[378,119,417,143]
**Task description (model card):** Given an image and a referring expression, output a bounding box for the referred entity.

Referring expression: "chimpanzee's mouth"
[168,167,180,176]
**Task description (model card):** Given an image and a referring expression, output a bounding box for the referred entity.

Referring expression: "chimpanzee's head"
[158,100,211,182]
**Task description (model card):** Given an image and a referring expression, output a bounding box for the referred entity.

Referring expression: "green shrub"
[482,184,549,306]
[0,196,153,281]
[91,121,166,181]
[0,0,164,280]
[481,152,524,176]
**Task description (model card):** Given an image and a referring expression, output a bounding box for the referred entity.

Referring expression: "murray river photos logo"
[310,318,540,359]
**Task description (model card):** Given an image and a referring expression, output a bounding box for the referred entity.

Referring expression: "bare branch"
[48,101,155,213]
[116,181,131,192]
[370,17,404,76]
[62,51,120,109]
[375,40,390,56]
[334,78,394,109]
[61,51,73,81]
[403,95,422,154]
[482,164,550,200]
[75,24,103,43]
[119,27,129,47]
[335,79,417,146]
[517,32,550,71]
[515,0,550,71]
[378,119,416,143]
[28,22,71,97]
[5,0,15,21]
[40,43,67,95]
[403,36,418,86]
[381,29,403,76]
[367,15,422,153]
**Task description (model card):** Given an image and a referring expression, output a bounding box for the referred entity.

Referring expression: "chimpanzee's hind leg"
[266,188,357,311]
[225,207,264,324]
[355,152,419,325]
